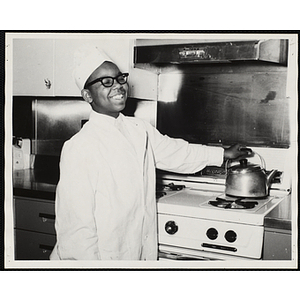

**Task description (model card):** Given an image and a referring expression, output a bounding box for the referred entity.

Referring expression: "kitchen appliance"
[225,152,277,198]
[156,166,289,261]
[12,137,31,170]
[135,39,288,65]
[157,184,288,261]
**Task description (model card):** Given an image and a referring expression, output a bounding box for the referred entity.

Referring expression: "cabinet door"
[13,37,136,97]
[15,229,56,260]
[263,230,291,260]
[13,39,54,96]
[54,38,132,96]
[53,39,85,96]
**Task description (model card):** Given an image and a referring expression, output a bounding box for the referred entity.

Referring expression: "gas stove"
[157,184,287,260]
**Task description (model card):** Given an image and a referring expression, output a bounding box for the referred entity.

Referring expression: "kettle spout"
[266,169,278,187]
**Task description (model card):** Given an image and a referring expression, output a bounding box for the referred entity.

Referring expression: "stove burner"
[165,183,186,191]
[209,197,259,209]
[156,183,186,199]
[156,191,167,199]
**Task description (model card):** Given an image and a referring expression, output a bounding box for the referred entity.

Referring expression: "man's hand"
[224,144,253,160]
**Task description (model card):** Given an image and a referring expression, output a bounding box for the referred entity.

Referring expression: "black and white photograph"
[4,32,298,272]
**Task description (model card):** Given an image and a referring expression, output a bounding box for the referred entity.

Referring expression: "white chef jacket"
[50,110,224,260]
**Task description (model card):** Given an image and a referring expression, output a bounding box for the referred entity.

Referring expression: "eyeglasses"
[85,73,129,88]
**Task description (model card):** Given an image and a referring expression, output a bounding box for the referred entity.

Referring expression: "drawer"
[14,197,56,235]
[15,229,56,260]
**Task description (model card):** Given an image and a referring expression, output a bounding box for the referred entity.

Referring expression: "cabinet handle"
[39,213,55,222]
[39,244,54,253]
[44,78,51,89]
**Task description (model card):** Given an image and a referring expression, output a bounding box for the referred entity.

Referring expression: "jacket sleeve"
[54,139,100,260]
[143,121,224,174]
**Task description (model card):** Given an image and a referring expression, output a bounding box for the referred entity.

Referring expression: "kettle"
[225,152,277,198]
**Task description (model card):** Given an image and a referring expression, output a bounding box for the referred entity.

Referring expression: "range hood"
[134,39,288,65]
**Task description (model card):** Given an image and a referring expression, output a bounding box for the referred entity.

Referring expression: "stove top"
[203,194,273,212]
[209,198,259,210]
[157,187,285,225]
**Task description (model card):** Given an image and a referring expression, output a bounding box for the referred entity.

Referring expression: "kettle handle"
[225,151,266,174]
[254,151,266,170]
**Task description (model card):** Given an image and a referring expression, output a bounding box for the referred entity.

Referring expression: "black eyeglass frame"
[84,73,129,88]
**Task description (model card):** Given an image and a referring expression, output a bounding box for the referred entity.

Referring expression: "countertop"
[13,168,292,232]
[13,169,57,200]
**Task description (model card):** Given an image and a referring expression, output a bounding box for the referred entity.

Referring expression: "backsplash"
[135,61,290,148]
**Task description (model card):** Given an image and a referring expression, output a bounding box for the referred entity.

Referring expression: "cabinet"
[13,37,133,97]
[262,228,291,260]
[14,196,56,260]
[13,39,54,96]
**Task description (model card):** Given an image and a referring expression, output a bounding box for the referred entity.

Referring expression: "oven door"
[158,245,253,261]
[159,251,216,261]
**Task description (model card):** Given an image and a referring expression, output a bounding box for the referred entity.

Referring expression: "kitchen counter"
[13,169,57,200]
[13,169,292,232]
[13,155,59,200]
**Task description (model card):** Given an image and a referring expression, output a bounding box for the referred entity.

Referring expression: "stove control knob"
[225,230,237,243]
[165,221,178,235]
[206,228,218,240]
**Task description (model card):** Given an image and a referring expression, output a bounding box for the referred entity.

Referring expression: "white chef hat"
[73,45,113,90]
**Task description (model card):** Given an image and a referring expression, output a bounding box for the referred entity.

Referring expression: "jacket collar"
[89,110,124,128]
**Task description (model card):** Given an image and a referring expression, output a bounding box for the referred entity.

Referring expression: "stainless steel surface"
[225,153,278,198]
[32,99,91,156]
[135,39,288,64]
[155,64,289,149]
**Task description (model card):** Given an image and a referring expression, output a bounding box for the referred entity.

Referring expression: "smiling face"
[82,61,128,118]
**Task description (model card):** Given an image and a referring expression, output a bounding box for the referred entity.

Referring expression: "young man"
[50,46,249,260]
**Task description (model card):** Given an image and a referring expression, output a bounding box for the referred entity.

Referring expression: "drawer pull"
[39,244,54,253]
[39,213,55,222]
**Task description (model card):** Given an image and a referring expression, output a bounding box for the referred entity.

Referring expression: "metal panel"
[32,99,91,155]
[134,40,287,65]
[156,63,289,148]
